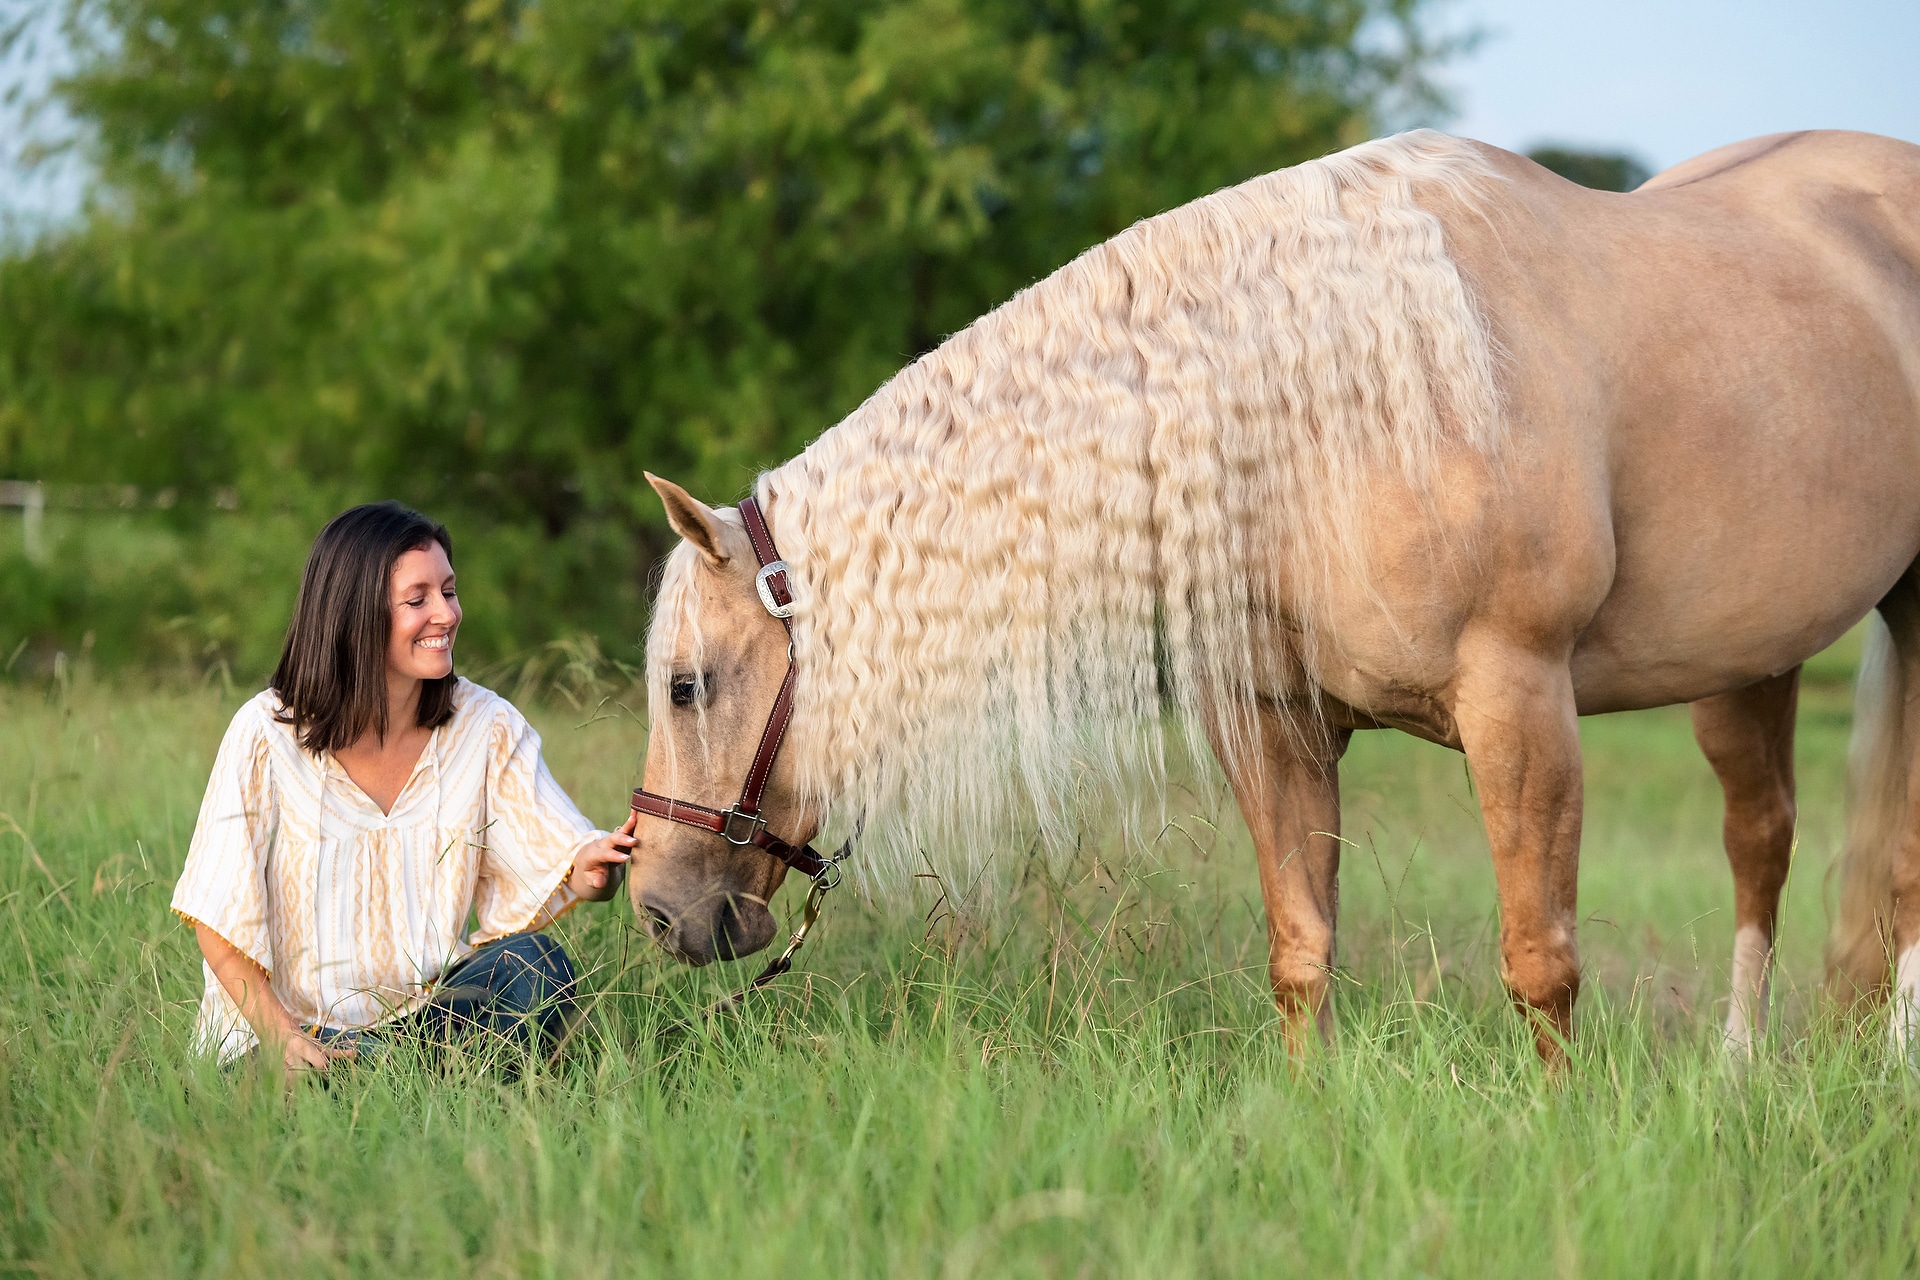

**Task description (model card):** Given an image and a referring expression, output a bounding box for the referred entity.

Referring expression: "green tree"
[0,0,1454,669]
[1525,144,1651,193]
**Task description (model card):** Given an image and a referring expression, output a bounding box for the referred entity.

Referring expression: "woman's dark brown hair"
[272,502,456,755]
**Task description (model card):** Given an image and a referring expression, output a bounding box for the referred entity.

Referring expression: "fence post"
[1,481,49,564]
[23,481,44,565]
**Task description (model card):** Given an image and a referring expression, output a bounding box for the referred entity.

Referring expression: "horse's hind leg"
[1689,669,1799,1055]
[1855,583,1920,1056]
[1213,706,1349,1057]
[1823,581,1920,1055]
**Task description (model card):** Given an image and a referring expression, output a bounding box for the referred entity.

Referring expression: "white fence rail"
[0,481,240,566]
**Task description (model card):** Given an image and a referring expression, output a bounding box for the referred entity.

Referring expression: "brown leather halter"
[629,495,845,997]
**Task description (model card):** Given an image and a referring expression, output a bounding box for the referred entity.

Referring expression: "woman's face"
[388,542,461,683]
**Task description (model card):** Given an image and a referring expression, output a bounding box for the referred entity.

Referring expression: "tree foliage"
[1525,145,1650,193]
[0,0,1451,669]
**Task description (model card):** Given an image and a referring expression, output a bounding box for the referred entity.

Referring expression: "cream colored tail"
[1827,612,1908,1005]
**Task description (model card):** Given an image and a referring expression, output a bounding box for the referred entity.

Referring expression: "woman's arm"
[474,697,635,930]
[194,922,353,1078]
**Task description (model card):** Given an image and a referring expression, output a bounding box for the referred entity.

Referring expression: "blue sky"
[1437,0,1920,172]
[1,1,1916,223]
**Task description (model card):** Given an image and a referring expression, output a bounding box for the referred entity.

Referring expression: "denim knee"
[422,932,578,1052]
[485,932,577,1008]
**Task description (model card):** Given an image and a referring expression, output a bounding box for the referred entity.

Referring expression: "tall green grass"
[4,655,1917,1277]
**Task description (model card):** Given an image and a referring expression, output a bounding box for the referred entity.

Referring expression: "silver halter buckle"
[721,806,768,846]
[755,561,795,618]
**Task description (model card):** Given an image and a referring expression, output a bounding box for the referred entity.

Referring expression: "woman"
[171,502,636,1076]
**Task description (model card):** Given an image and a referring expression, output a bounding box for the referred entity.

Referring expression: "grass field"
[6,638,1920,1277]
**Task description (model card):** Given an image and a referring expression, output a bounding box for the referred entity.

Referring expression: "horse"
[625,129,1920,1063]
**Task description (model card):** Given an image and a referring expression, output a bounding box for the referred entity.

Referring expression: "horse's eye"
[669,676,700,707]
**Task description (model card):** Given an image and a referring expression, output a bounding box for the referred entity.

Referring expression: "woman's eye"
[669,677,699,707]
[405,597,426,608]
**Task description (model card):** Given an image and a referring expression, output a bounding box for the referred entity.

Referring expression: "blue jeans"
[312,932,579,1058]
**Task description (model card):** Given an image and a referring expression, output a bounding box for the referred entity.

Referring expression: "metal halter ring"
[755,561,795,618]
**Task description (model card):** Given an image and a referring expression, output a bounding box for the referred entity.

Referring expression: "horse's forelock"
[644,540,715,786]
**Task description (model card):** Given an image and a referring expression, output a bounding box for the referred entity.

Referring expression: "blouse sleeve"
[171,700,276,972]
[470,700,605,944]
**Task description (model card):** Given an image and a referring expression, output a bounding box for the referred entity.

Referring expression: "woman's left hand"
[568,813,637,901]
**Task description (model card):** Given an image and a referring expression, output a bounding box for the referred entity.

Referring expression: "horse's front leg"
[1452,641,1585,1065]
[1213,706,1350,1057]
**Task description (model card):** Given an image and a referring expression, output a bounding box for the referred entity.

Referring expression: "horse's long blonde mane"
[650,130,1504,889]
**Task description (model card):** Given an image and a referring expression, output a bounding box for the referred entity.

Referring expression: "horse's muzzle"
[638,893,776,966]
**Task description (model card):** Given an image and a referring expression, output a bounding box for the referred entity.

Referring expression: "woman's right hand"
[275,1027,357,1080]
[194,922,356,1082]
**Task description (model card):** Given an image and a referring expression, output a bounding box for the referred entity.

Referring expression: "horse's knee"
[1269,923,1334,1003]
[1268,959,1333,1056]
[1500,932,1581,1022]
[1267,936,1328,1013]
[1270,961,1330,1012]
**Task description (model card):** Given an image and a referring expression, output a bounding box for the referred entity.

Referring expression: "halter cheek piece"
[630,495,847,1001]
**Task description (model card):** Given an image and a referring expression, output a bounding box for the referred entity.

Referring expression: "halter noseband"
[630,495,838,888]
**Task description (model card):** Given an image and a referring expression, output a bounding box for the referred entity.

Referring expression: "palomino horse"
[628,130,1920,1062]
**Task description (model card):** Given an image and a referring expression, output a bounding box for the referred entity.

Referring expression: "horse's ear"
[646,473,730,565]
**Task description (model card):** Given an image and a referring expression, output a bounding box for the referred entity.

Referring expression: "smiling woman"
[168,502,639,1079]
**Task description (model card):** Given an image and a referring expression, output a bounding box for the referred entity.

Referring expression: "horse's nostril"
[712,899,741,960]
[642,904,672,935]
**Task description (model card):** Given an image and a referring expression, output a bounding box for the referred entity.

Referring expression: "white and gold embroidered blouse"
[171,679,605,1061]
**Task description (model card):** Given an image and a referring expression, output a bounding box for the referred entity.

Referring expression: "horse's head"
[629,473,816,965]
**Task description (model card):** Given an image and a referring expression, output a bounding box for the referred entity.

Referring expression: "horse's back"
[1640,129,1920,199]
[1636,131,1920,309]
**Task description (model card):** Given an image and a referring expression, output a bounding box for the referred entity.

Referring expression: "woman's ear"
[645,473,730,565]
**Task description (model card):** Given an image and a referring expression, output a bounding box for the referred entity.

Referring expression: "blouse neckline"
[323,723,443,819]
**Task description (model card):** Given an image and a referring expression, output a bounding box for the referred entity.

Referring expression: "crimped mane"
[649,130,1505,890]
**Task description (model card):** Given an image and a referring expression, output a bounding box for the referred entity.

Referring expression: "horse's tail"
[1827,611,1906,1005]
